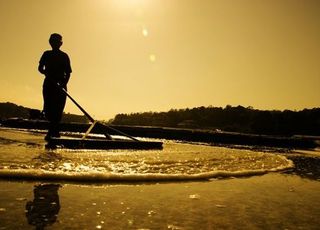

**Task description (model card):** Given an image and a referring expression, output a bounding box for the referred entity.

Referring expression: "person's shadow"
[26,184,61,230]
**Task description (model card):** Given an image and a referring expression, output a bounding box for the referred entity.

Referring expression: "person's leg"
[43,82,58,139]
[50,86,67,137]
[42,82,50,120]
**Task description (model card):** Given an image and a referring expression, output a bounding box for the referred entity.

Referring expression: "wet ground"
[0,128,319,229]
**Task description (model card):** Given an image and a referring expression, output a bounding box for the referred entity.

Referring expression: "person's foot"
[51,132,61,138]
[44,133,52,141]
[44,131,60,140]
[45,143,57,149]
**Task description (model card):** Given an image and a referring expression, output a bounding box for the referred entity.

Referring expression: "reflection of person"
[38,33,72,140]
[26,184,61,230]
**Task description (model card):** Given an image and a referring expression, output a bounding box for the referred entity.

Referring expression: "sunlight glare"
[142,27,149,37]
[149,54,156,62]
[111,0,148,8]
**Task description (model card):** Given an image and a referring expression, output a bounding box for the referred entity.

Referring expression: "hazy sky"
[0,0,319,119]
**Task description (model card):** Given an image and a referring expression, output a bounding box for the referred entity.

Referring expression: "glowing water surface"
[0,128,293,181]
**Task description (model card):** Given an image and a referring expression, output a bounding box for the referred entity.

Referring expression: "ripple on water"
[0,139,293,181]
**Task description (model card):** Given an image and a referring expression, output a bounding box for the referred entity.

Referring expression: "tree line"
[1,102,319,136]
[111,105,320,136]
[0,102,88,123]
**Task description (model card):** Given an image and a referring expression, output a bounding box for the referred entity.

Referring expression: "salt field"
[0,128,319,229]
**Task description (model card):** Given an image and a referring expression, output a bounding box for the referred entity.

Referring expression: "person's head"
[49,33,63,50]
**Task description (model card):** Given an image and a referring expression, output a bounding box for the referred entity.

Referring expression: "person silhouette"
[25,184,61,230]
[38,33,72,140]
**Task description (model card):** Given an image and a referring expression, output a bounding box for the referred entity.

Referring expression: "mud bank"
[1,119,318,149]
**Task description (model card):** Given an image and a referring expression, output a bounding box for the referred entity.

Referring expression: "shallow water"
[0,128,293,181]
[0,128,320,229]
[1,174,320,229]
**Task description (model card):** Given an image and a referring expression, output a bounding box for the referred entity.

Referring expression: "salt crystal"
[148,210,156,215]
[128,219,134,225]
[189,194,200,199]
[168,224,182,229]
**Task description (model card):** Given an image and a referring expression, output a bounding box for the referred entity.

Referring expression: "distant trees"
[0,102,88,123]
[0,102,29,119]
[2,102,320,136]
[112,105,320,136]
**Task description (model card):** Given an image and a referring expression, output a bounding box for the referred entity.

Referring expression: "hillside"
[0,102,88,123]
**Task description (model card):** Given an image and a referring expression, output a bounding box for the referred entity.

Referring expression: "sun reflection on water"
[0,133,294,181]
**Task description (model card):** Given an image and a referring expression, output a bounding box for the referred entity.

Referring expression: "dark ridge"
[0,102,88,123]
[1,119,318,150]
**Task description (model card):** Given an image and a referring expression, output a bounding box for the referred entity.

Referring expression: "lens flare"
[149,54,156,62]
[142,28,148,37]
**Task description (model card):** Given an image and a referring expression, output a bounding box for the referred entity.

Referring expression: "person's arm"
[38,52,46,75]
[38,63,46,75]
[64,73,71,85]
[63,54,72,85]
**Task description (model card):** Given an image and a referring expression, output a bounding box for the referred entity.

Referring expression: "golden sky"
[0,0,319,119]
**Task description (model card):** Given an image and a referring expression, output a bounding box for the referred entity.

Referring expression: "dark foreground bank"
[1,119,318,149]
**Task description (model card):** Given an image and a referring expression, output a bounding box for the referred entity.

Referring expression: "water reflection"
[33,151,63,163]
[32,151,66,171]
[25,184,61,230]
